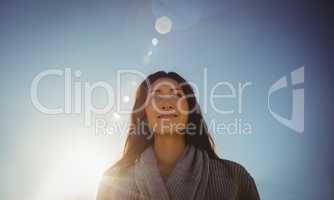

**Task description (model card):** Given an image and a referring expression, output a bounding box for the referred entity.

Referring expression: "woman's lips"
[157,113,178,119]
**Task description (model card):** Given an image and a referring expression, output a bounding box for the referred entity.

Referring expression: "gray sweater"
[97,158,260,200]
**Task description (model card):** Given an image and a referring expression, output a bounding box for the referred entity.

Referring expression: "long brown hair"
[108,71,220,173]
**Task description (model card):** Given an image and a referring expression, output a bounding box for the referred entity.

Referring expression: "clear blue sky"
[1,0,333,199]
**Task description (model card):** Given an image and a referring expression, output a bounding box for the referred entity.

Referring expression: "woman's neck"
[153,134,186,177]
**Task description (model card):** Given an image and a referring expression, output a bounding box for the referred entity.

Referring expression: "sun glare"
[35,142,118,200]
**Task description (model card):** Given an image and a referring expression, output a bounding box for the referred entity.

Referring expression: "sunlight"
[35,141,118,200]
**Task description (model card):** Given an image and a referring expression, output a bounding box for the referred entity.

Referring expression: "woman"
[97,71,260,200]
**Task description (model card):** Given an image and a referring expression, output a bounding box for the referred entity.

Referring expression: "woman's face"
[145,78,189,135]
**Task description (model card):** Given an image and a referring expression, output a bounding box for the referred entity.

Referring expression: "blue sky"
[1,0,333,199]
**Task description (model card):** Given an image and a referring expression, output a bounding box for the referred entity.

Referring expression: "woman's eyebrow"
[151,88,182,94]
[170,88,182,91]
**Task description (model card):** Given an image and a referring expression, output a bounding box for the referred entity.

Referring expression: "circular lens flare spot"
[112,112,121,120]
[122,96,130,103]
[152,38,159,46]
[155,16,172,34]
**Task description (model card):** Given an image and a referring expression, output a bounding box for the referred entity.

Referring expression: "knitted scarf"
[134,144,210,200]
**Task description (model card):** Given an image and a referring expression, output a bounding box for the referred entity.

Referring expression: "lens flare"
[155,16,172,34]
[152,38,159,46]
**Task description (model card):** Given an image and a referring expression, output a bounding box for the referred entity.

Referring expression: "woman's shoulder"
[210,158,250,173]
[97,165,138,200]
[209,157,256,183]
[102,164,135,179]
[209,158,260,199]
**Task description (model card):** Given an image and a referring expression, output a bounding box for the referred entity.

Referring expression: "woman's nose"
[160,104,174,111]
